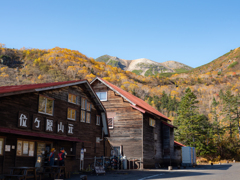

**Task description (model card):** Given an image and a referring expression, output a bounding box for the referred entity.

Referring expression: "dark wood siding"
[0,84,107,173]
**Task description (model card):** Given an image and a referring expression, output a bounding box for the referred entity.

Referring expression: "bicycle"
[90,156,119,172]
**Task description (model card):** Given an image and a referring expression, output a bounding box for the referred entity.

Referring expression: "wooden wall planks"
[92,80,143,158]
[0,84,107,172]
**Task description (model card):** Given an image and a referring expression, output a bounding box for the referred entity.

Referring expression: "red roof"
[0,80,86,95]
[94,77,172,121]
[174,141,186,147]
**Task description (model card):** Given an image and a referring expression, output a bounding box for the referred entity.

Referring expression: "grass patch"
[174,68,190,73]
[158,72,175,77]
[132,70,143,75]
[228,61,238,69]
[108,60,119,67]
[145,68,154,76]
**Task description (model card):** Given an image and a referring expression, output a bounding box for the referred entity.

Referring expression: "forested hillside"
[1,43,240,159]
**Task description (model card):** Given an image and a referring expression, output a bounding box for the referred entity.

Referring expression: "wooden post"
[94,156,96,167]
[117,157,119,170]
[140,158,141,169]
[128,158,130,170]
[103,156,105,169]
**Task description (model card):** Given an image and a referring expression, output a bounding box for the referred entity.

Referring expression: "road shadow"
[69,171,212,180]
[180,164,232,170]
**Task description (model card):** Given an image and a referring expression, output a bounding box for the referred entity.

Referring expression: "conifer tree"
[220,90,240,138]
[174,87,212,155]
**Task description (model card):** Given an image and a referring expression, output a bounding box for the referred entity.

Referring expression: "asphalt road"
[70,163,240,180]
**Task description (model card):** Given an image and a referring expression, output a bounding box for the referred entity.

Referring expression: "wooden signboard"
[18,112,29,129]
[95,166,105,175]
[32,115,43,131]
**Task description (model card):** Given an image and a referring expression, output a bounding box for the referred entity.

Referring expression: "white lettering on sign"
[68,124,74,134]
[46,119,53,131]
[19,114,27,127]
[34,117,41,128]
[57,122,64,133]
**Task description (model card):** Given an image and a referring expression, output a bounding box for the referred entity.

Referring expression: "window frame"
[81,97,87,110]
[96,115,100,126]
[0,137,4,156]
[96,92,107,101]
[80,110,86,123]
[38,95,54,116]
[16,140,35,157]
[67,108,76,121]
[149,118,156,127]
[68,93,77,104]
[86,112,91,123]
[108,118,114,129]
[86,102,91,112]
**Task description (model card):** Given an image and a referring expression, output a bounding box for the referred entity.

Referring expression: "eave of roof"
[162,120,177,128]
[0,80,84,96]
[174,141,186,147]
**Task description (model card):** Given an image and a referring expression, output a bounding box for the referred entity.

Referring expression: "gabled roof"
[0,80,84,95]
[174,141,186,147]
[91,77,172,121]
[0,80,109,135]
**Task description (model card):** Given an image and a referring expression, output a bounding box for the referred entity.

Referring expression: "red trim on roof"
[96,77,172,121]
[174,141,186,147]
[0,80,86,95]
[130,105,146,113]
[162,121,176,128]
[0,127,82,142]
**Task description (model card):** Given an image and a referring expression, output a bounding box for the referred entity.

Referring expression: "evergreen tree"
[220,90,240,138]
[174,87,212,155]
[211,97,221,142]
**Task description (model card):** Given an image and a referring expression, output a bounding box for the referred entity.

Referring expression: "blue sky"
[1,0,240,68]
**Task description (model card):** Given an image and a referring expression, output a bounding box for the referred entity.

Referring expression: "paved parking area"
[68,163,238,180]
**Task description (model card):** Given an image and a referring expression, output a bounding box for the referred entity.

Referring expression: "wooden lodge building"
[91,77,178,168]
[0,80,110,174]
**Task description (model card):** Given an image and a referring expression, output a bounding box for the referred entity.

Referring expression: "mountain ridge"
[95,55,192,76]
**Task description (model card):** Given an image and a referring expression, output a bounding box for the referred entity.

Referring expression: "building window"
[149,118,155,127]
[96,92,107,101]
[38,95,54,115]
[87,102,91,111]
[81,110,86,122]
[96,115,100,126]
[17,140,35,157]
[67,108,76,120]
[68,93,77,104]
[108,118,113,129]
[0,138,4,155]
[81,97,86,109]
[86,113,91,123]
